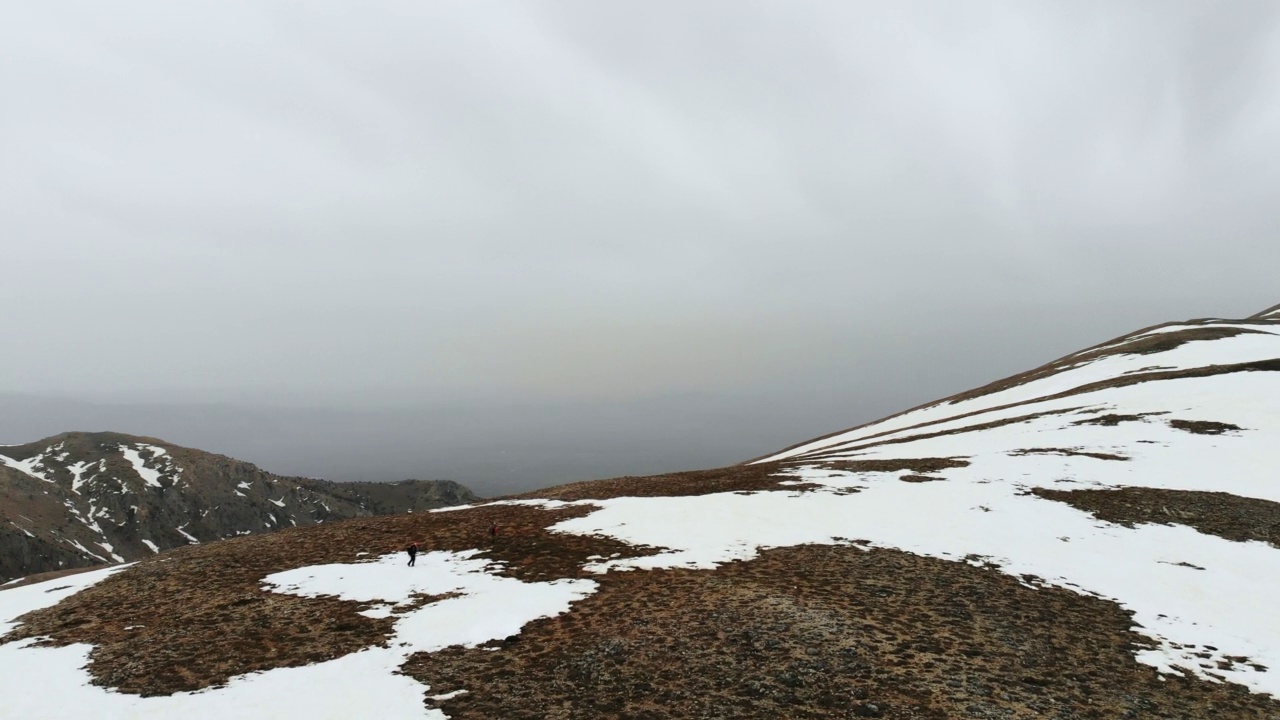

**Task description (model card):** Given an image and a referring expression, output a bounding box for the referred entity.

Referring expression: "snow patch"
[0,564,129,636]
[68,461,93,494]
[8,521,35,538]
[0,452,54,483]
[65,539,110,564]
[120,446,162,488]
[96,542,125,563]
[264,550,596,654]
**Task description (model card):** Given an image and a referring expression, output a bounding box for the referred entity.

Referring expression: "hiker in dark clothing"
[488,522,498,539]
[406,542,418,567]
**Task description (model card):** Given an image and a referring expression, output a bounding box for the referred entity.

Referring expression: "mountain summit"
[0,431,476,581]
[2,305,1280,718]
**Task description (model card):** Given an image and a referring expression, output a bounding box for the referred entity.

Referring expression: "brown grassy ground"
[2,502,658,695]
[1072,413,1168,427]
[1009,448,1130,461]
[1033,487,1280,549]
[524,461,806,501]
[1168,420,1244,435]
[405,543,1280,719]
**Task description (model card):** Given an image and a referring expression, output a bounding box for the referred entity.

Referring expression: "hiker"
[489,522,498,539]
[406,541,418,567]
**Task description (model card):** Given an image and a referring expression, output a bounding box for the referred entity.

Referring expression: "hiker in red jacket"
[488,522,498,539]
[406,541,418,567]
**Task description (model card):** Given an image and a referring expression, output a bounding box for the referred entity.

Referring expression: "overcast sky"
[4,2,1280,493]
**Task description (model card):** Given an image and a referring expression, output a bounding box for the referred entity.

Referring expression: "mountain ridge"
[0,430,476,582]
[747,313,1276,465]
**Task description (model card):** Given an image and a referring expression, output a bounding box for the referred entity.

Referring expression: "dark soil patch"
[513,459,969,509]
[1033,487,1280,548]
[899,475,942,483]
[525,462,821,501]
[1072,412,1167,427]
[819,458,970,475]
[816,408,1086,457]
[1168,420,1243,436]
[1111,327,1263,356]
[404,544,1280,719]
[1010,448,1130,462]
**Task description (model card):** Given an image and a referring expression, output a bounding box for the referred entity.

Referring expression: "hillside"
[0,432,476,581]
[3,304,1280,718]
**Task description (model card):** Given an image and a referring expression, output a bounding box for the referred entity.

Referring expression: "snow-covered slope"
[528,313,1280,694]
[3,306,1280,719]
[760,316,1280,464]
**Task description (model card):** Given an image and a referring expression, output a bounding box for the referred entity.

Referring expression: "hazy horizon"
[4,295,1273,497]
[5,2,1280,495]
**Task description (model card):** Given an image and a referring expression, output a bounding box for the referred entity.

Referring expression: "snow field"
[0,564,130,637]
[814,373,1280,503]
[542,371,1280,694]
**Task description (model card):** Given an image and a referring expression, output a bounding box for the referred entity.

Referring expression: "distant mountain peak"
[0,432,476,581]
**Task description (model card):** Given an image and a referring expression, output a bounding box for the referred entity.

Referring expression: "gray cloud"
[3,2,1279,490]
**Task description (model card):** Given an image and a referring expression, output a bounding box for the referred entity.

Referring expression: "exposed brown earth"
[2,502,655,695]
[525,461,804,501]
[819,458,971,475]
[1033,487,1280,549]
[1009,448,1130,462]
[406,543,1280,719]
[1168,420,1243,436]
[525,459,970,502]
[810,408,1086,458]
[1072,413,1168,427]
